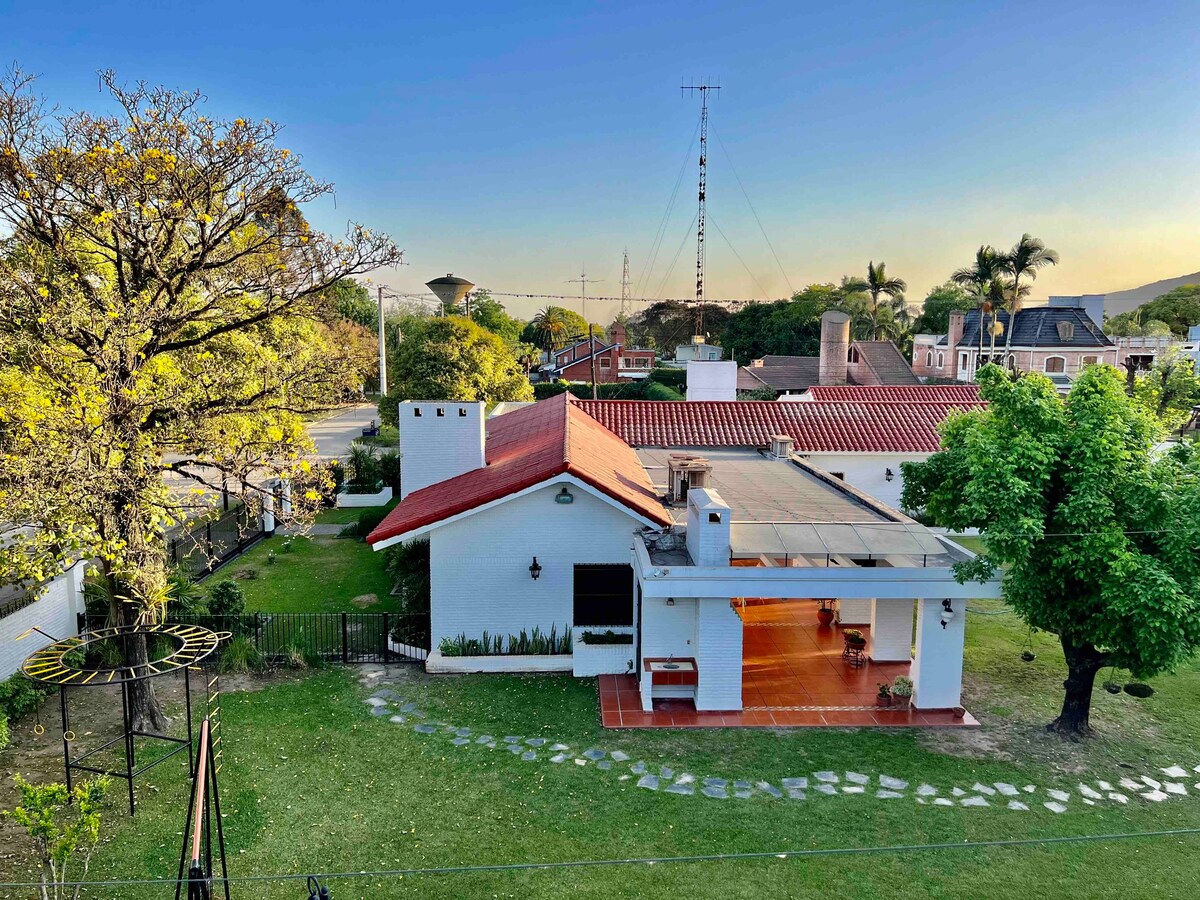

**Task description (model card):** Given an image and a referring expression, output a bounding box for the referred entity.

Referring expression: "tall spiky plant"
[951,246,1004,371]
[998,234,1059,359]
[865,262,907,340]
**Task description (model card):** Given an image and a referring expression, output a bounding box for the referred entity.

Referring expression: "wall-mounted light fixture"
[554,486,574,504]
[529,557,542,580]
[885,468,895,482]
[941,599,954,629]
[666,598,675,607]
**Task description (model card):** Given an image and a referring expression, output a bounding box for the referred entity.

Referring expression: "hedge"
[648,367,687,389]
[532,380,683,402]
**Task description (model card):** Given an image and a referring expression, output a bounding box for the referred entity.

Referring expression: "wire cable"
[709,213,774,301]
[635,114,701,300]
[653,211,698,301]
[711,124,794,296]
[7,827,1200,889]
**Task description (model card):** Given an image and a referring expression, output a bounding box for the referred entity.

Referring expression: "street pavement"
[307,404,384,459]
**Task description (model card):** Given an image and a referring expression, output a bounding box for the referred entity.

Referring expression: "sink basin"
[649,660,695,673]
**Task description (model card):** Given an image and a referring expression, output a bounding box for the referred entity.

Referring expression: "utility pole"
[377,285,388,396]
[566,266,603,400]
[620,249,631,318]
[682,79,719,336]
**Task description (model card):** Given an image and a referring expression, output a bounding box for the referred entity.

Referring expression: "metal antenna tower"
[565,264,602,324]
[682,78,719,334]
[620,250,631,317]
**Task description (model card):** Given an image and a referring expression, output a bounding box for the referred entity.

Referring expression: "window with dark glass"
[573,564,634,626]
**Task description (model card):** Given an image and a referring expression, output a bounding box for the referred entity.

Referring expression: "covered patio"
[599,598,980,728]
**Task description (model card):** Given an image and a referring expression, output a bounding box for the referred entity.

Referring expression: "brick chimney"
[947,310,966,377]
[609,320,626,347]
[818,310,851,385]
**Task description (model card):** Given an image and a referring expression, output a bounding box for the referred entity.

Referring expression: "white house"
[0,562,88,679]
[368,393,999,726]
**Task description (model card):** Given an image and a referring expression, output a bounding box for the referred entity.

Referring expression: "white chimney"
[685,488,732,567]
[398,401,486,499]
[819,310,851,385]
[769,434,795,459]
[686,360,738,401]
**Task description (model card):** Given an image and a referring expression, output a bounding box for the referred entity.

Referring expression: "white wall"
[685,489,731,567]
[428,482,642,647]
[398,401,486,500]
[912,596,965,709]
[797,453,928,511]
[0,563,86,680]
[869,598,914,662]
[695,597,743,710]
[686,360,738,401]
[639,592,697,661]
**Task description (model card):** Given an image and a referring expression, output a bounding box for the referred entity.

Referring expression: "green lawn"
[66,605,1200,900]
[212,533,399,613]
[314,501,396,525]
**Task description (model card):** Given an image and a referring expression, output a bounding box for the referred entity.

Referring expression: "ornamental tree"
[0,69,399,729]
[901,364,1200,736]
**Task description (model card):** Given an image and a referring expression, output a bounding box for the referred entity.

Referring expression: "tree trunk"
[104,564,170,734]
[1048,635,1108,737]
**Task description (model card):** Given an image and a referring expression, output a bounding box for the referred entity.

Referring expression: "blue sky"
[3,0,1199,320]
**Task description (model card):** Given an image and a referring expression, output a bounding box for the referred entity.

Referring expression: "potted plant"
[843,628,866,647]
[875,683,892,708]
[891,675,913,709]
[816,598,835,627]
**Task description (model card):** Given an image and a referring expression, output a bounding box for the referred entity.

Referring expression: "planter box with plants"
[335,442,399,508]
[572,627,635,677]
[335,484,393,508]
[426,626,574,674]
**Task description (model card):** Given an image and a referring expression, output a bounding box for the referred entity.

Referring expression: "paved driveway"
[307,404,385,459]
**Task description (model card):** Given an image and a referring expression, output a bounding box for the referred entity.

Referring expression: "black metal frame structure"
[22,623,226,815]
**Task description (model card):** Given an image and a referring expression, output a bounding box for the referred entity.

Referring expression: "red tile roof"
[366,394,671,546]
[574,399,984,453]
[803,385,982,403]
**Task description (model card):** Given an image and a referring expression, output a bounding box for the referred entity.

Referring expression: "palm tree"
[951,246,1004,369]
[531,306,569,352]
[998,234,1059,359]
[865,262,907,340]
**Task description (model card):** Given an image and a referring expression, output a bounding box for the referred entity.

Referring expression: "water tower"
[425,273,475,312]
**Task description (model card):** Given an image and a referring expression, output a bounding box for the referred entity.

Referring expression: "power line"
[708,213,774,301]
[711,124,795,296]
[7,827,1200,890]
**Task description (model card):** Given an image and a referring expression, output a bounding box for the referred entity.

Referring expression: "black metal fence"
[81,611,429,664]
[167,500,268,578]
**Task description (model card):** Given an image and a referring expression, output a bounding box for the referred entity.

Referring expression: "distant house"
[910,296,1158,389]
[736,311,919,396]
[541,321,656,383]
[674,336,724,362]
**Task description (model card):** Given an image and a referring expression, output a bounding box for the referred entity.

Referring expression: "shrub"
[207,580,246,617]
[580,630,633,645]
[649,367,686,389]
[440,625,571,656]
[218,636,262,674]
[0,714,9,752]
[377,450,402,491]
[384,538,430,617]
[643,381,683,401]
[891,675,914,698]
[0,673,56,722]
[167,568,206,614]
[355,507,391,540]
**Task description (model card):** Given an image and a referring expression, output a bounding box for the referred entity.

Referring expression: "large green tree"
[902,365,1200,736]
[911,282,975,335]
[1106,285,1200,338]
[324,277,377,330]
[0,70,398,728]
[378,316,533,426]
[522,305,591,351]
[467,289,524,343]
[1131,348,1200,433]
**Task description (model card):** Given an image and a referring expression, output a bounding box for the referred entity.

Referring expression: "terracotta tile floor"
[599,600,978,729]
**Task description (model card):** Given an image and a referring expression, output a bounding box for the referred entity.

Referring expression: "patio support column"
[912,597,965,709]
[836,598,872,625]
[695,597,742,711]
[869,598,914,662]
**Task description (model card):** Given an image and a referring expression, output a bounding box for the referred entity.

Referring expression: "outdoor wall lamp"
[885,468,895,482]
[941,599,954,629]
[555,486,574,504]
[529,557,542,580]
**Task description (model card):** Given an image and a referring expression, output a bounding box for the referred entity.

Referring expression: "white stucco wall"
[695,597,743,710]
[796,453,928,511]
[911,596,966,709]
[869,598,914,662]
[0,564,86,680]
[398,401,486,500]
[639,592,697,661]
[686,361,738,401]
[427,482,643,648]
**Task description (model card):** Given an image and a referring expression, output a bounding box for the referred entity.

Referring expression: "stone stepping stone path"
[357,679,1200,820]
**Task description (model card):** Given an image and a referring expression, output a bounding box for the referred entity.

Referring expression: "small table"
[842,641,866,668]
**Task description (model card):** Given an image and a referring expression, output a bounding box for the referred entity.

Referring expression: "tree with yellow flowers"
[0,68,400,728]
